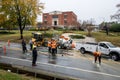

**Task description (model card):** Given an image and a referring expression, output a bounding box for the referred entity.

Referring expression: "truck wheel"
[110,54,119,61]
[80,48,85,54]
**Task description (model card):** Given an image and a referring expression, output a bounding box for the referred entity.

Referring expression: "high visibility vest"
[93,51,101,56]
[32,44,37,49]
[51,42,57,49]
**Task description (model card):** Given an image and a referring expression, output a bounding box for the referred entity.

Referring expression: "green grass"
[0,30,62,43]
[0,30,32,43]
[69,35,85,39]
[92,32,120,47]
[0,69,41,80]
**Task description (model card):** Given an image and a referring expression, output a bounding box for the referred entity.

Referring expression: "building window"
[64,20,67,25]
[64,14,67,18]
[52,15,58,18]
[44,15,47,19]
[44,21,47,24]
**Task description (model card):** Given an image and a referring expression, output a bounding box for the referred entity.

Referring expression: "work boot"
[32,64,37,66]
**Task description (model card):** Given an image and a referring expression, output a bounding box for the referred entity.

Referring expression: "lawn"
[0,30,62,43]
[0,30,32,43]
[92,32,120,47]
[0,69,42,80]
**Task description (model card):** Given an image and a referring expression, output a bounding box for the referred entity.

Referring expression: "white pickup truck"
[75,41,120,61]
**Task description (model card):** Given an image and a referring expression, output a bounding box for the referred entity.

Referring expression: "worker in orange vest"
[51,39,57,58]
[93,48,102,65]
[48,39,52,53]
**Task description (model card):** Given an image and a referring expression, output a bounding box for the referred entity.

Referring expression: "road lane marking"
[1,56,120,78]
[6,48,120,71]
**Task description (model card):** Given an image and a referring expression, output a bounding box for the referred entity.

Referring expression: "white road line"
[1,56,120,78]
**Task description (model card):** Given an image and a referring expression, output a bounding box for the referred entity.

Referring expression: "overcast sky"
[38,0,120,24]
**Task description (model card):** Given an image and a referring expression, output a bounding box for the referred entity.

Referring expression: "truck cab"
[98,42,120,61]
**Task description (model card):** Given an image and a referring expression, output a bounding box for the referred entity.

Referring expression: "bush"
[69,35,85,39]
[29,28,38,31]
[109,24,120,32]
[0,30,15,34]
[43,33,53,38]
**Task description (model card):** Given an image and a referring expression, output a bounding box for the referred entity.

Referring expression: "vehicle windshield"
[106,42,116,48]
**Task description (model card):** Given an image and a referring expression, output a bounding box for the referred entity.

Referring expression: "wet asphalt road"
[0,43,120,80]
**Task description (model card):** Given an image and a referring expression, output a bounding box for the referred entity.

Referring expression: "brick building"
[42,11,78,29]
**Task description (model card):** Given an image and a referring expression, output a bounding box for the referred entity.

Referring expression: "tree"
[81,19,95,37]
[109,23,120,32]
[111,4,120,23]
[86,24,94,37]
[0,0,44,39]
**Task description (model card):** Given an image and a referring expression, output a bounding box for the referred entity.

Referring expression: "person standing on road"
[93,48,102,65]
[22,39,27,54]
[51,39,57,59]
[32,42,38,66]
[29,39,33,50]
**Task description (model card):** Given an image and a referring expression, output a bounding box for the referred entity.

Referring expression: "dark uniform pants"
[48,47,51,53]
[22,46,27,53]
[52,48,56,56]
[32,54,37,65]
[95,56,101,64]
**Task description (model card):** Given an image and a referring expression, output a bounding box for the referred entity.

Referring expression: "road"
[0,42,120,80]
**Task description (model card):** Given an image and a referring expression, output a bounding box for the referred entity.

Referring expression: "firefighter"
[51,39,57,59]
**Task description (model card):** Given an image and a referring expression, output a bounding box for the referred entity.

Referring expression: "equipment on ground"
[58,36,73,49]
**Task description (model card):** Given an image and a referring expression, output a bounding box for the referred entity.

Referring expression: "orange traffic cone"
[3,45,6,55]
[8,40,10,46]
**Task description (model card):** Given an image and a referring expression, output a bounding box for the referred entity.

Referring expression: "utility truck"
[75,41,120,61]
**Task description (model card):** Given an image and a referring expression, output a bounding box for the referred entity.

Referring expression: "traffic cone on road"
[3,45,6,55]
[8,40,10,46]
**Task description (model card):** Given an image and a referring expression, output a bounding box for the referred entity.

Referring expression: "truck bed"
[75,42,98,53]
